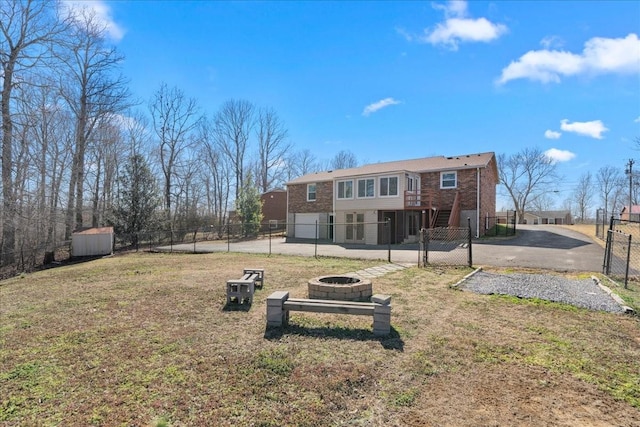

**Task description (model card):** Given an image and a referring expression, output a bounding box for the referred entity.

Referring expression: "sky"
[68,0,639,210]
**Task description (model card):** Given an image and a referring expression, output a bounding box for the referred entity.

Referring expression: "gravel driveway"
[456,270,630,314]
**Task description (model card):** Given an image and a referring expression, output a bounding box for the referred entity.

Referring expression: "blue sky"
[73,0,639,209]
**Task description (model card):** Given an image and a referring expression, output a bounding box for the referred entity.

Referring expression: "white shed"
[72,227,114,257]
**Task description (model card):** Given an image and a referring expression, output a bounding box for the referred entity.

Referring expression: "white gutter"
[476,167,480,238]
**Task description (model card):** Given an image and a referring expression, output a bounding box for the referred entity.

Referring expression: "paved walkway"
[346,263,412,279]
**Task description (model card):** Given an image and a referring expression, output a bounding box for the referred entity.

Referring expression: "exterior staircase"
[434,210,451,228]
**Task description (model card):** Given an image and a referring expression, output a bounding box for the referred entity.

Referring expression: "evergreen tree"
[111,154,161,246]
[236,172,263,237]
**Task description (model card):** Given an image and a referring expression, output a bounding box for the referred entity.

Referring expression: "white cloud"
[61,1,125,41]
[540,35,564,50]
[560,119,609,139]
[544,130,562,139]
[544,148,575,163]
[362,98,401,116]
[424,18,508,50]
[416,1,507,50]
[433,0,468,18]
[634,116,640,123]
[498,33,640,84]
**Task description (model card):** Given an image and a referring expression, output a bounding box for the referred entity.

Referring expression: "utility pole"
[626,159,635,219]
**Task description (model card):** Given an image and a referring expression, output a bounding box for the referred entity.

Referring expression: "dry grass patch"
[1,252,639,426]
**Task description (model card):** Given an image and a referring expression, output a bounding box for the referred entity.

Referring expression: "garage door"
[294,213,320,239]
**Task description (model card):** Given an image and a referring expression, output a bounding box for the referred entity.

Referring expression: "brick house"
[261,189,287,229]
[286,152,498,244]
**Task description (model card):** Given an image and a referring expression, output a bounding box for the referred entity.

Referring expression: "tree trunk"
[1,55,16,265]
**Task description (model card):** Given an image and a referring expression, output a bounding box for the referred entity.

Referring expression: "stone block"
[372,294,391,305]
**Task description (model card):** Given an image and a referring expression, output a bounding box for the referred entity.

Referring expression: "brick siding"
[287,181,333,214]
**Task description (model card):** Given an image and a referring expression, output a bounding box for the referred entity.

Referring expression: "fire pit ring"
[308,275,372,301]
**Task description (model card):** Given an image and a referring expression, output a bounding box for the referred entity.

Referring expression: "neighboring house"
[620,205,640,222]
[261,189,287,229]
[503,210,573,225]
[286,152,498,244]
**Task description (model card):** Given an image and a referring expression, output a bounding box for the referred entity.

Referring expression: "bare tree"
[149,83,201,227]
[214,99,254,200]
[529,192,555,213]
[498,147,559,223]
[86,119,122,227]
[256,106,290,192]
[596,165,623,219]
[18,80,73,252]
[58,5,130,237]
[1,0,68,265]
[199,119,231,236]
[573,171,594,222]
[286,148,319,180]
[331,149,358,170]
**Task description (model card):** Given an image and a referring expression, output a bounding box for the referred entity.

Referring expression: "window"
[337,180,353,199]
[440,171,457,189]
[357,178,375,198]
[379,176,398,197]
[406,175,415,192]
[307,183,316,201]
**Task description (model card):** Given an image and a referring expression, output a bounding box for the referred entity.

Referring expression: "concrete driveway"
[472,224,604,272]
[169,225,604,273]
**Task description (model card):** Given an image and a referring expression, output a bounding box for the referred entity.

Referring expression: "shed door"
[294,213,320,239]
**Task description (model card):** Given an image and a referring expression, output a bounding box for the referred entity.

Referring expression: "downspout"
[476,167,480,238]
[286,186,289,238]
[332,181,336,243]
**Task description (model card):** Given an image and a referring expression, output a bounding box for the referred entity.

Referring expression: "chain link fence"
[4,219,475,278]
[484,211,516,237]
[602,218,640,288]
[420,226,472,267]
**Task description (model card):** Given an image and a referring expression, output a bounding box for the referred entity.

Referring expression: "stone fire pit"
[308,275,372,301]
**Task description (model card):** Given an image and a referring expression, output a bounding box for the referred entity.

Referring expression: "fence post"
[605,230,613,275]
[625,234,631,289]
[387,218,391,263]
[425,228,430,265]
[418,228,423,267]
[269,226,272,256]
[315,220,318,259]
[467,217,473,267]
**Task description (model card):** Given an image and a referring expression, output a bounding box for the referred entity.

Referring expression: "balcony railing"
[404,189,440,210]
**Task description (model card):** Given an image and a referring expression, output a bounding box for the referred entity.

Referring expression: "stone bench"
[226,268,264,305]
[266,291,391,336]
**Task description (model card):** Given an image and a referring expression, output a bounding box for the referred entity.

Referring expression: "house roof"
[496,210,571,218]
[526,210,572,218]
[73,227,114,235]
[286,151,497,185]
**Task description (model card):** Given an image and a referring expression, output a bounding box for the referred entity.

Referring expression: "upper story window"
[380,176,398,197]
[406,175,417,192]
[337,180,353,199]
[357,178,375,198]
[441,171,457,189]
[307,183,316,201]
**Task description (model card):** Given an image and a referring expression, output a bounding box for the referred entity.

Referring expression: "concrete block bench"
[266,291,391,336]
[226,268,264,305]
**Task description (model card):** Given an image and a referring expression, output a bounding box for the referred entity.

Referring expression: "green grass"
[1,252,639,426]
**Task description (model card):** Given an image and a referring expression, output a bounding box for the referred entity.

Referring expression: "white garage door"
[294,213,320,239]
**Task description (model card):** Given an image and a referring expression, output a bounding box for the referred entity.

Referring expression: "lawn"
[1,252,639,426]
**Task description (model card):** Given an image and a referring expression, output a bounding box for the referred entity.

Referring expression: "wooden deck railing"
[404,189,440,210]
[448,191,461,227]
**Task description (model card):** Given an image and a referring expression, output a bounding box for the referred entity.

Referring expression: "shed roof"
[286,152,496,185]
[73,227,114,235]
